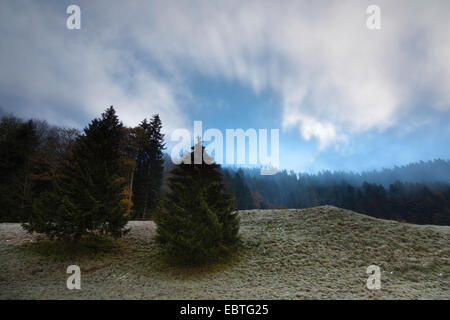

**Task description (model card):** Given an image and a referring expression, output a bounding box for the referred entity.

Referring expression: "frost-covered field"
[0,206,449,299]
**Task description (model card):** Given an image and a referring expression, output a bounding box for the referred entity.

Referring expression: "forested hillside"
[219,164,450,225]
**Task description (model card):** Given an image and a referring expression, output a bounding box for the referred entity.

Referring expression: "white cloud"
[0,0,449,147]
[0,1,187,133]
[114,0,450,147]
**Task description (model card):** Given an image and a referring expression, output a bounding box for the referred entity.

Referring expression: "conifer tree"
[147,114,165,217]
[132,114,165,219]
[24,106,131,241]
[155,140,240,265]
[132,119,151,219]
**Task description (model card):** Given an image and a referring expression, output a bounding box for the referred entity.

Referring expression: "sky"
[0,0,449,173]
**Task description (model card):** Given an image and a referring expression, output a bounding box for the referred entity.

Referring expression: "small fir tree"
[155,140,240,265]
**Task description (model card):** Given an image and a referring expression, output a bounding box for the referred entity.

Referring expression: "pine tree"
[24,106,131,241]
[132,119,151,219]
[155,140,240,265]
[132,114,165,219]
[147,114,165,217]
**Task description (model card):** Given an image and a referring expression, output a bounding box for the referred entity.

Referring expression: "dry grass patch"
[0,206,449,299]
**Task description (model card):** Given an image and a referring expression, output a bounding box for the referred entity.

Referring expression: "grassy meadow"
[0,206,448,299]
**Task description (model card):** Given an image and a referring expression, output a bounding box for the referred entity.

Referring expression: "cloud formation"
[0,1,187,132]
[0,0,449,148]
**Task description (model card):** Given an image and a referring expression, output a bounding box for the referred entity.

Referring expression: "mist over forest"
[165,156,450,226]
[220,161,450,225]
[220,159,450,187]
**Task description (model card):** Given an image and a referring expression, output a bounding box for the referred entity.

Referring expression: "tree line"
[1,108,449,231]
[0,107,165,223]
[222,166,450,225]
[0,107,239,265]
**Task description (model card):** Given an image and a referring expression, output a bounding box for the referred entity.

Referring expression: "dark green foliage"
[223,169,254,209]
[156,141,240,265]
[0,115,79,222]
[23,107,131,241]
[146,115,165,216]
[132,115,166,219]
[0,117,39,221]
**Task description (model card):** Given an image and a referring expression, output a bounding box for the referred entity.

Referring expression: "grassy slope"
[0,206,449,299]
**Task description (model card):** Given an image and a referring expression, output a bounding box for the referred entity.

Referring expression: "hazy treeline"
[300,160,450,187]
[221,165,450,225]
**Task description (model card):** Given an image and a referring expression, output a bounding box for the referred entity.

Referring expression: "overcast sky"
[0,0,449,173]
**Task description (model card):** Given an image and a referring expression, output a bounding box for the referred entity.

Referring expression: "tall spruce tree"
[147,114,165,217]
[132,119,151,219]
[155,140,240,265]
[132,114,165,219]
[24,106,131,241]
